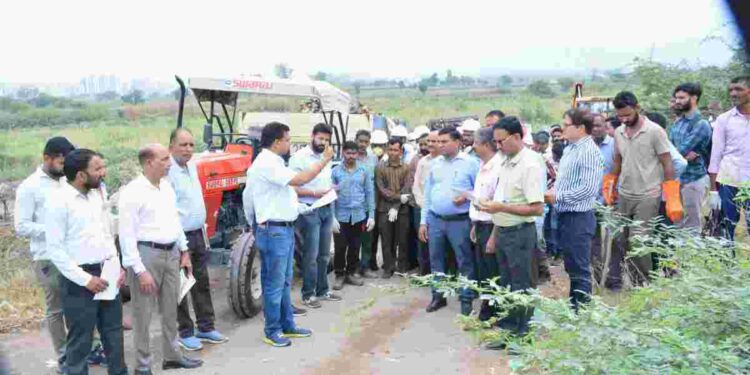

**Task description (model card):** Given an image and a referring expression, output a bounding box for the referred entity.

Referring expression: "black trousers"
[333,220,365,276]
[378,210,410,273]
[177,230,216,338]
[60,265,127,375]
[495,222,536,336]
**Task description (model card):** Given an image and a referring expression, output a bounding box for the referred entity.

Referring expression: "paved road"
[1,264,523,374]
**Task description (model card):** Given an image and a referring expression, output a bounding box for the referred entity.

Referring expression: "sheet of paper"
[179,270,196,304]
[94,256,120,301]
[309,189,338,210]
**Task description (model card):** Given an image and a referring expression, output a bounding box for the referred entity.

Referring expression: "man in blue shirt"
[669,83,712,232]
[355,130,381,277]
[243,122,332,347]
[167,129,228,351]
[331,141,375,290]
[545,109,604,311]
[590,113,618,289]
[289,123,342,308]
[419,127,480,315]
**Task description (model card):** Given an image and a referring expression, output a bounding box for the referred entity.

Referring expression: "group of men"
[15,129,227,374]
[14,75,750,367]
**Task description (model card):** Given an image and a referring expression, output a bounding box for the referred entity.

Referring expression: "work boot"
[345,274,364,286]
[333,276,345,290]
[426,297,447,313]
[359,269,378,279]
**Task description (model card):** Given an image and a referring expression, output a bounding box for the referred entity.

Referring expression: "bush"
[410,199,750,374]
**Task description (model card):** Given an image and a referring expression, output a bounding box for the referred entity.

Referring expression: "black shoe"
[381,270,394,279]
[426,298,447,313]
[134,370,153,375]
[162,357,203,370]
[460,301,473,316]
[484,340,507,351]
[478,300,493,322]
[292,304,307,317]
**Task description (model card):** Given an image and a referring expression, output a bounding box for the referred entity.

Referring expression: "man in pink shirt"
[708,76,750,242]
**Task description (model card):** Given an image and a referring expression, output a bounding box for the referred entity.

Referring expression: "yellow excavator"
[572,83,613,115]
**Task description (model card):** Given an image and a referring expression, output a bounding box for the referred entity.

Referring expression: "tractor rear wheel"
[228,232,262,319]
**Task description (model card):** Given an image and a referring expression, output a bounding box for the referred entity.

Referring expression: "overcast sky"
[1,0,741,83]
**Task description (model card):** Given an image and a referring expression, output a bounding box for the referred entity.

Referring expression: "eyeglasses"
[494,136,511,145]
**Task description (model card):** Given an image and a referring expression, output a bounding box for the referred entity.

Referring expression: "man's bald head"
[138,143,171,180]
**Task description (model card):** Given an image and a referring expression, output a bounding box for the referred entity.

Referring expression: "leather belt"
[138,241,176,250]
[430,211,470,221]
[260,221,295,227]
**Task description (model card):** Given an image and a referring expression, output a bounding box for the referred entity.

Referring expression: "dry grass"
[0,227,43,333]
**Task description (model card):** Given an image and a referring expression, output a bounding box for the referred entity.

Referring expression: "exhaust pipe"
[175,75,186,128]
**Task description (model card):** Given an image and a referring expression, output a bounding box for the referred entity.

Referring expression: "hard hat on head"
[407,132,418,142]
[391,125,408,138]
[413,125,430,139]
[459,119,481,133]
[371,129,389,144]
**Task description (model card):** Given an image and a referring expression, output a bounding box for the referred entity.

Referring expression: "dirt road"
[1,263,569,374]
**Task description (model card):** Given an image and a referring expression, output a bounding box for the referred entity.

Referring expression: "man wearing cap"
[243,122,332,347]
[45,148,128,375]
[167,128,228,351]
[119,144,203,373]
[14,136,75,372]
[460,119,481,159]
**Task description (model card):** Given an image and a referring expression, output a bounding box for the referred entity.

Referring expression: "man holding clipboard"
[45,149,128,375]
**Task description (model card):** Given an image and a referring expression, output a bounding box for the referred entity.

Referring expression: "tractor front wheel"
[228,232,262,319]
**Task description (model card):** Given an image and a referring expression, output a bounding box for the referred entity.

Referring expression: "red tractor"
[175,75,367,318]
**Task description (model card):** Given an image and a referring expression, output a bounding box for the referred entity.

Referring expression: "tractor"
[174,75,368,318]
[572,82,614,115]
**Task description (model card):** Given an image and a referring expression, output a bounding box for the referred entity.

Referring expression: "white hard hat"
[371,129,389,144]
[413,125,430,139]
[407,132,418,142]
[391,125,409,138]
[460,119,481,133]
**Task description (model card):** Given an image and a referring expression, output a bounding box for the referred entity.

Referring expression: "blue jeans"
[557,211,596,311]
[427,213,476,302]
[256,224,296,338]
[543,205,559,257]
[719,184,750,242]
[297,205,333,300]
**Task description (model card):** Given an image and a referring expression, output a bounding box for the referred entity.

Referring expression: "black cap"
[43,136,75,157]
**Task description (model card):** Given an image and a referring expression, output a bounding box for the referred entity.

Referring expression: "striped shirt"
[554,136,604,213]
[375,159,411,213]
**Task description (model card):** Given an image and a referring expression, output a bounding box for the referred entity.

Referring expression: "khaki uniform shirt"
[614,119,671,199]
[491,148,544,227]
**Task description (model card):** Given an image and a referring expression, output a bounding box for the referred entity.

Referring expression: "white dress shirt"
[243,149,299,225]
[118,175,188,275]
[289,146,332,205]
[470,153,503,223]
[13,167,67,261]
[45,183,118,287]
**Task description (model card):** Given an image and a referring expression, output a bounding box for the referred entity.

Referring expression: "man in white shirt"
[243,121,333,347]
[119,144,202,374]
[469,128,502,321]
[411,130,439,275]
[14,136,74,370]
[167,129,228,351]
[289,123,341,308]
[45,148,128,375]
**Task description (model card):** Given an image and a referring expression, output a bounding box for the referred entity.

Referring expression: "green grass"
[0,115,205,190]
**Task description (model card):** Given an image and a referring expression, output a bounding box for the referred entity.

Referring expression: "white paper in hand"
[94,256,120,301]
[310,190,338,210]
[179,270,196,304]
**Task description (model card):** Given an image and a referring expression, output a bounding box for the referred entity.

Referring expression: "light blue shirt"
[289,145,332,205]
[167,156,207,232]
[331,162,375,223]
[243,149,299,225]
[598,135,615,175]
[421,152,480,224]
